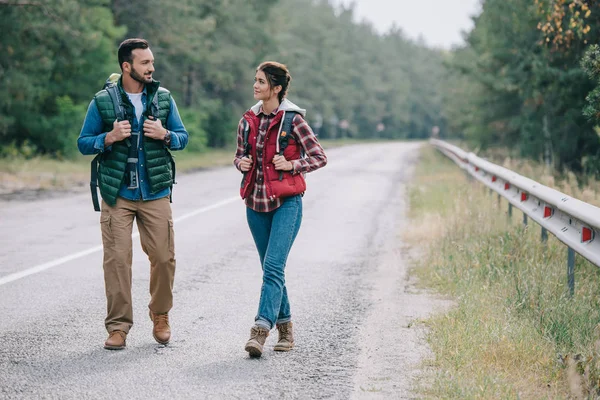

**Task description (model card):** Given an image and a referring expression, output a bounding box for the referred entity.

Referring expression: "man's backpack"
[101,73,159,121]
[89,74,174,212]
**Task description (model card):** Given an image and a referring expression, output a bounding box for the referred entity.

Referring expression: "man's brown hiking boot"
[244,325,269,357]
[149,310,171,345]
[274,321,294,352]
[104,330,126,350]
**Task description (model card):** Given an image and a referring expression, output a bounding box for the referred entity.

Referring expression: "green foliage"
[4,0,600,174]
[582,45,600,81]
[442,0,600,175]
[582,45,600,124]
[177,107,209,153]
[0,0,124,157]
[0,140,38,159]
[25,96,88,159]
[0,0,446,158]
[264,0,445,140]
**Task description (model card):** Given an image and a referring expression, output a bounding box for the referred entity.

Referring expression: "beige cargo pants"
[100,196,175,333]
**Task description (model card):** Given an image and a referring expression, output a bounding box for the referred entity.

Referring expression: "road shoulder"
[350,182,452,399]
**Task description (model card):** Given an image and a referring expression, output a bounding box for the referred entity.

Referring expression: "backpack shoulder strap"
[90,153,101,212]
[276,111,299,181]
[242,119,251,156]
[280,111,304,158]
[278,111,299,152]
[282,111,297,139]
[106,85,125,121]
[168,151,176,204]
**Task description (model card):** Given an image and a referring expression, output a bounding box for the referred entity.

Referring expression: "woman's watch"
[164,130,171,145]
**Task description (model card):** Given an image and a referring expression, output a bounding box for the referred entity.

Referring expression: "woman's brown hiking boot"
[274,321,294,352]
[244,325,270,357]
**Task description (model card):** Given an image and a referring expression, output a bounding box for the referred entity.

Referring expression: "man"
[78,38,188,350]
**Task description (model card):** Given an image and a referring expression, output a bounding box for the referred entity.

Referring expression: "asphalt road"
[0,141,445,399]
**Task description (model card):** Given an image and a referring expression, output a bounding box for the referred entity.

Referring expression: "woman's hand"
[272,155,293,171]
[239,156,253,172]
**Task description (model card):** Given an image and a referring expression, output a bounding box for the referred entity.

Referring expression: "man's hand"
[272,155,293,171]
[143,116,167,140]
[239,156,253,172]
[105,119,131,146]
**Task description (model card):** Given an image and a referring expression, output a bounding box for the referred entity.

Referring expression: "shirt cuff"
[291,160,303,174]
[167,130,181,149]
[94,133,110,153]
[234,158,243,172]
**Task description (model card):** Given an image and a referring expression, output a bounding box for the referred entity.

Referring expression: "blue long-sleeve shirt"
[78,89,188,201]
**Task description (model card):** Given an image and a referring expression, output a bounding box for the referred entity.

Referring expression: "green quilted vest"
[93,79,173,206]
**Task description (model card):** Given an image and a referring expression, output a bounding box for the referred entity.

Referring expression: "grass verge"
[409,146,600,399]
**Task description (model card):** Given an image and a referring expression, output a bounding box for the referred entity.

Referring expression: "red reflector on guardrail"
[543,206,553,218]
[582,227,594,243]
[475,167,479,172]
[521,192,528,202]
[492,176,497,182]
[505,183,510,190]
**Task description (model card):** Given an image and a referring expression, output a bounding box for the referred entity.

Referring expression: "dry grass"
[479,148,600,208]
[0,139,357,195]
[408,146,600,399]
[0,156,89,194]
[0,149,235,195]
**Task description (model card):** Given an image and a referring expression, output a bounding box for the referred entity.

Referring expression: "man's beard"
[130,66,151,84]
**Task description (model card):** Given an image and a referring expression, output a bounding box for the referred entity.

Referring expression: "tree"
[442,0,600,173]
[0,0,450,157]
[0,0,124,157]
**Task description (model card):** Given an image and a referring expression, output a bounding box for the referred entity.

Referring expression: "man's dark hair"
[118,38,149,71]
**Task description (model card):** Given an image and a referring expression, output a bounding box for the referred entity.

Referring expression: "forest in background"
[0,0,446,158]
[443,0,600,174]
[2,0,600,177]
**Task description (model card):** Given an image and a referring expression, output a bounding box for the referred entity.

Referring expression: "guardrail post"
[568,247,575,296]
[523,213,528,226]
[541,227,548,243]
[508,203,512,219]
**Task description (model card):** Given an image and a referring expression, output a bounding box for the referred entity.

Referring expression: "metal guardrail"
[430,139,600,295]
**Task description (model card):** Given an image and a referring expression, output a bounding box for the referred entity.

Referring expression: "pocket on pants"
[100,215,115,247]
[168,219,175,256]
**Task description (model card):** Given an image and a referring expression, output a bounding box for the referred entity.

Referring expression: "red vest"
[240,109,306,200]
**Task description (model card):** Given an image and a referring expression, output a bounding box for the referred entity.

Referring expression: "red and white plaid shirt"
[234,105,327,212]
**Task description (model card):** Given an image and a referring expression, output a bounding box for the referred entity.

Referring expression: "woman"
[233,61,327,357]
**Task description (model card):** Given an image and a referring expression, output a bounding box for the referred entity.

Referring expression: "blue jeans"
[246,195,303,330]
